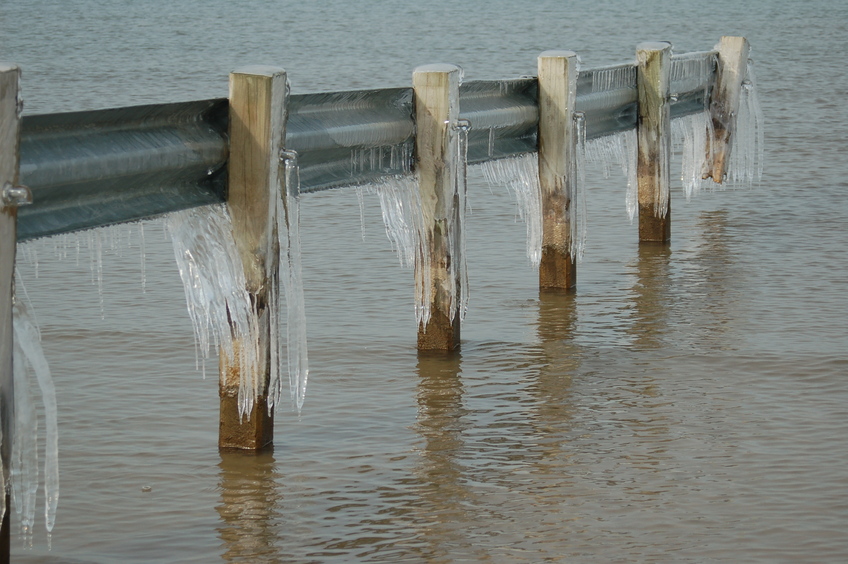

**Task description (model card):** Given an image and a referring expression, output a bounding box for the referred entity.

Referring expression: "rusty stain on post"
[636,42,672,243]
[413,64,463,351]
[221,66,287,449]
[538,51,578,291]
[705,36,750,183]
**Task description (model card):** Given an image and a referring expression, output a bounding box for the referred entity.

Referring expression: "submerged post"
[221,66,287,450]
[1,63,27,562]
[636,42,672,243]
[537,50,579,291]
[704,36,750,183]
[413,64,463,351]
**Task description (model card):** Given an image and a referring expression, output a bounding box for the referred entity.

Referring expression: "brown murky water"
[3,0,848,561]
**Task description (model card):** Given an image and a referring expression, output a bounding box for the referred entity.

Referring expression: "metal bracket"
[1,182,32,207]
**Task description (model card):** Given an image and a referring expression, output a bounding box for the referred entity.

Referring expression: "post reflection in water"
[687,209,738,350]
[528,291,579,429]
[413,350,486,561]
[216,450,282,562]
[628,243,673,350]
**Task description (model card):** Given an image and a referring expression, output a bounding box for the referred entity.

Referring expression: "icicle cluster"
[671,57,764,197]
[17,223,150,313]
[585,130,639,221]
[481,153,543,267]
[166,205,265,416]
[368,176,432,326]
[728,60,764,187]
[591,65,637,93]
[10,296,59,537]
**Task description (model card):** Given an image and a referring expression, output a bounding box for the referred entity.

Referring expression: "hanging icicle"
[273,150,309,412]
[11,294,59,536]
[450,118,471,321]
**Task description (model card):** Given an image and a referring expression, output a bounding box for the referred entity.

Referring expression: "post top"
[413,63,462,75]
[539,50,578,60]
[0,63,21,73]
[636,41,672,53]
[231,65,287,78]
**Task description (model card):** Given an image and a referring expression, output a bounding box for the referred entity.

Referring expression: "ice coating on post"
[413,63,466,349]
[11,297,59,534]
[369,175,432,326]
[636,42,672,219]
[166,205,264,417]
[481,154,543,267]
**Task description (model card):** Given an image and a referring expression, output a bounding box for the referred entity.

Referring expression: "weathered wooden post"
[220,66,287,450]
[704,36,750,183]
[413,64,463,351]
[636,42,673,243]
[537,50,579,291]
[1,62,29,563]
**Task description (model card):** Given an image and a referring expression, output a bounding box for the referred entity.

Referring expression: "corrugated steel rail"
[17,51,715,241]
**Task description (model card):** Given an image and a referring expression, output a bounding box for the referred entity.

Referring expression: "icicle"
[275,150,309,412]
[571,112,588,260]
[11,294,59,535]
[139,221,147,293]
[356,187,367,240]
[481,153,542,267]
[451,118,471,321]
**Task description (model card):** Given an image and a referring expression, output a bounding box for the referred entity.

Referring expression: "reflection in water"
[529,291,579,427]
[628,244,673,350]
[216,450,282,562]
[413,351,487,561]
[688,210,738,349]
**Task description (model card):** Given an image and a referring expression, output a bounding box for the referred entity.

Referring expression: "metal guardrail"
[17,51,715,241]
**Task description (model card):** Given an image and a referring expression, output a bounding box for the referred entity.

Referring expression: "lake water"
[2,0,848,561]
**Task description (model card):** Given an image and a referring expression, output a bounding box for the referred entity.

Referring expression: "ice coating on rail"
[166,205,264,417]
[11,296,59,535]
[482,153,542,267]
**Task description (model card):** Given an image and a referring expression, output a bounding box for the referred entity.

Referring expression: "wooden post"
[221,66,287,450]
[636,42,672,243]
[538,50,579,291]
[0,63,23,564]
[704,36,750,183]
[413,64,463,351]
